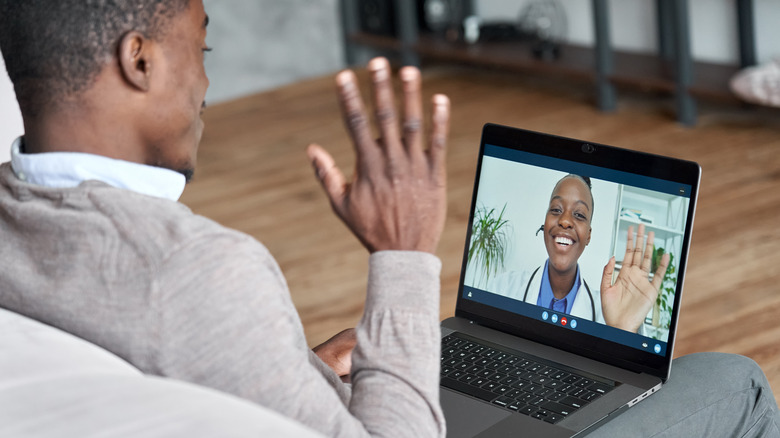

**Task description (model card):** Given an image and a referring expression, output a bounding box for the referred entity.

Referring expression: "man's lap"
[590,353,780,437]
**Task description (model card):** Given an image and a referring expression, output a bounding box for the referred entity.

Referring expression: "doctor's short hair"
[552,174,595,222]
[0,0,189,115]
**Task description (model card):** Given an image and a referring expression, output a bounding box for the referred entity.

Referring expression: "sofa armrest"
[0,308,141,389]
[0,308,325,437]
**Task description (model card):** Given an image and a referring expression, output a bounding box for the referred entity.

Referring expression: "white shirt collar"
[10,137,185,201]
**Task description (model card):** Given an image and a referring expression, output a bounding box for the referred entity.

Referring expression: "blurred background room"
[2,0,780,401]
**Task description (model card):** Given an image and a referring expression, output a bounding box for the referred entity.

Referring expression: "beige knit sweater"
[0,163,445,437]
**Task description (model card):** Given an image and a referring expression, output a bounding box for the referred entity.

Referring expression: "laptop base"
[441,317,661,437]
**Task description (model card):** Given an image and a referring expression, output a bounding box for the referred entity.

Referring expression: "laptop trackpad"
[441,389,511,438]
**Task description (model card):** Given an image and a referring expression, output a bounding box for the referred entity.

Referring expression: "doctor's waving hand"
[601,223,670,333]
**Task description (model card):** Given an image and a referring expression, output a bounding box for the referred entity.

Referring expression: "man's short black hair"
[0,0,189,115]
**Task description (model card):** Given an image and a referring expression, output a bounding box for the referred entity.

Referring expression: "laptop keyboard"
[440,333,615,425]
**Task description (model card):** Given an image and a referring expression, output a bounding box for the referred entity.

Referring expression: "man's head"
[0,0,210,181]
[543,174,594,276]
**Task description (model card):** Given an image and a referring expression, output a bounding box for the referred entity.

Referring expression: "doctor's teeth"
[555,237,573,245]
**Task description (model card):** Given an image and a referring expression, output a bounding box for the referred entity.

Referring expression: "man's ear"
[118,31,153,92]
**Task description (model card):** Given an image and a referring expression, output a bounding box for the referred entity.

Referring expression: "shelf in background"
[412,33,595,82]
[610,51,742,103]
[618,216,684,237]
[349,32,743,104]
[348,32,403,53]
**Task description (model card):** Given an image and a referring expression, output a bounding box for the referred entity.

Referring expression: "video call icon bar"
[542,309,661,354]
[541,311,577,331]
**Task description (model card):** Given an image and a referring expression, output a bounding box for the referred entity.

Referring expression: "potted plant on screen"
[651,247,677,333]
[467,203,510,289]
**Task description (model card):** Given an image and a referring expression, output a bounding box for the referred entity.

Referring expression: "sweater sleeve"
[152,232,445,438]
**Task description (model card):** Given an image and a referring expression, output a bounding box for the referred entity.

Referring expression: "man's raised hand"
[307,57,450,254]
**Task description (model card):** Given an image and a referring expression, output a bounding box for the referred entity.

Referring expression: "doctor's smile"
[544,175,593,279]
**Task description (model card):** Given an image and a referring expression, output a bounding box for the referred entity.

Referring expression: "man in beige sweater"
[2,1,780,437]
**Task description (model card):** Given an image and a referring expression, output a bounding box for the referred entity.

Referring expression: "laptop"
[440,123,700,437]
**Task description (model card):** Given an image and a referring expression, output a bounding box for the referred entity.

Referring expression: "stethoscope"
[525,225,597,320]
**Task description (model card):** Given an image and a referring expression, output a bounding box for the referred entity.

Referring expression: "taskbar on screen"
[462,286,668,356]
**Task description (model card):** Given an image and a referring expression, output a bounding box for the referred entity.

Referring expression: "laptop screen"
[456,124,700,378]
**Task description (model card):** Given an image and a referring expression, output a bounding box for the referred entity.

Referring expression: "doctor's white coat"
[486,265,606,324]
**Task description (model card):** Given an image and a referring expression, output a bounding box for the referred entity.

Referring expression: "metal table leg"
[737,0,757,68]
[339,0,359,66]
[672,0,696,126]
[396,0,420,67]
[593,0,616,112]
[657,0,674,61]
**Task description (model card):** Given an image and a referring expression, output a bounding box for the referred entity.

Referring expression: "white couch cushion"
[0,307,141,389]
[0,309,324,437]
[0,374,325,437]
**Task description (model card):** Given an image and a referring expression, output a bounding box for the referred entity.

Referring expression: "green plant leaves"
[651,246,677,330]
[468,204,511,288]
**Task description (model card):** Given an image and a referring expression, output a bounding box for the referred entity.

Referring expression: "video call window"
[463,156,690,344]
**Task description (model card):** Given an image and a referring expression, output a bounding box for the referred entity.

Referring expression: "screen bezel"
[455,123,701,381]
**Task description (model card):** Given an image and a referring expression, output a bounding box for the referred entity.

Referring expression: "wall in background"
[3,0,779,156]
[203,0,779,103]
[202,0,344,104]
[477,0,780,65]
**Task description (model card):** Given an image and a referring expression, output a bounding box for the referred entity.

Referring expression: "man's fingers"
[321,58,449,253]
[601,256,616,293]
[307,144,347,212]
[336,69,376,165]
[400,66,423,153]
[428,94,450,182]
[651,253,670,290]
[368,57,402,155]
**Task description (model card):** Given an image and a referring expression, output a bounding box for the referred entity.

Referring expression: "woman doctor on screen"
[489,174,670,334]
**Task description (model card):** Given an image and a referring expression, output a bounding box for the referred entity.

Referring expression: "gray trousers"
[590,353,780,437]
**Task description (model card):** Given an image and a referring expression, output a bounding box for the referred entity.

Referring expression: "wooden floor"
[181,65,780,401]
